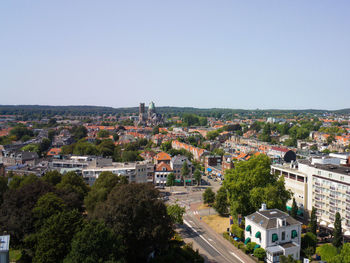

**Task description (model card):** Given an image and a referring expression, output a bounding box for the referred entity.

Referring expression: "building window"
[282,231,285,241]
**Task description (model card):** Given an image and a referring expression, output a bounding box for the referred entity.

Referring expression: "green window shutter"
[244,237,251,245]
[272,233,278,242]
[245,225,251,232]
[291,230,298,238]
[255,231,261,238]
[254,244,261,250]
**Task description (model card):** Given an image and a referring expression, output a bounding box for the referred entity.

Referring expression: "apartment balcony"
[346,215,350,220]
[315,182,321,186]
[346,190,350,195]
[315,189,321,193]
[315,196,321,201]
[330,186,336,190]
[330,201,336,206]
[315,204,321,208]
[330,209,336,214]
[346,199,350,204]
[347,206,350,211]
[330,193,336,198]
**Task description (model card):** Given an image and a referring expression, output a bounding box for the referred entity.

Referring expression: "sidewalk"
[190,202,256,263]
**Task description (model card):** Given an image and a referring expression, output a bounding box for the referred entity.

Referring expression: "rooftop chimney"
[259,203,267,211]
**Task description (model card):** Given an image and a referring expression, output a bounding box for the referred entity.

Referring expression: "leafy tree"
[225,155,291,217]
[301,232,317,256]
[316,244,337,262]
[327,134,336,145]
[71,126,88,140]
[332,212,342,248]
[309,207,317,235]
[113,133,119,141]
[181,161,190,186]
[97,130,110,138]
[10,126,34,141]
[56,172,89,203]
[122,150,142,162]
[0,180,54,247]
[214,187,229,216]
[203,188,215,206]
[291,198,298,219]
[166,172,175,187]
[31,210,83,263]
[329,243,350,263]
[167,203,186,224]
[63,220,121,263]
[42,170,62,186]
[85,171,127,214]
[253,248,266,261]
[161,141,172,152]
[97,139,115,157]
[32,192,67,228]
[48,129,56,142]
[246,242,257,254]
[38,138,51,154]
[206,130,219,140]
[0,176,8,205]
[93,183,173,262]
[193,169,201,186]
[152,126,160,135]
[231,224,244,239]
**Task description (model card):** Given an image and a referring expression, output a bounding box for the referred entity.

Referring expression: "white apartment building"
[273,156,350,235]
[82,161,149,185]
[245,204,301,263]
[271,162,308,218]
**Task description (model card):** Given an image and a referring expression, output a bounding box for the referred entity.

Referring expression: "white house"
[244,204,301,263]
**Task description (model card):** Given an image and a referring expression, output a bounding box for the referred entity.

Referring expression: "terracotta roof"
[47,148,62,156]
[156,162,172,172]
[155,152,171,161]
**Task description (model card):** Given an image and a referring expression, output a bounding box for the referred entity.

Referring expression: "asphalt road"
[165,178,250,263]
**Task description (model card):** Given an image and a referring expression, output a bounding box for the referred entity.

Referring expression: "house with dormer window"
[244,204,301,263]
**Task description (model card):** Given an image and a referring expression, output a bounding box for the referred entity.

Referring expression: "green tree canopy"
[214,187,229,216]
[193,169,201,185]
[31,210,83,263]
[63,220,121,263]
[332,212,342,248]
[224,155,291,217]
[316,244,338,262]
[56,172,89,203]
[42,170,62,186]
[166,172,175,187]
[167,203,186,224]
[92,183,173,262]
[203,187,215,206]
[84,171,127,214]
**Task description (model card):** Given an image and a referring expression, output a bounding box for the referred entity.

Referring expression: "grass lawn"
[202,214,230,234]
[9,249,22,262]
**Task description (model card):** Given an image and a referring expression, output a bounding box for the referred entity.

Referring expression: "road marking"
[229,251,245,263]
[208,238,213,241]
[184,220,222,254]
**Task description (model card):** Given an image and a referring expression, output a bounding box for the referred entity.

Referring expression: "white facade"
[245,206,301,263]
[82,161,148,185]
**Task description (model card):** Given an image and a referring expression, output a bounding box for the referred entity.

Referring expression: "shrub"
[254,248,266,261]
[246,242,257,254]
[237,242,244,249]
[316,244,338,262]
[231,224,244,240]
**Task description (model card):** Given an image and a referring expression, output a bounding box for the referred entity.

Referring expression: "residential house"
[245,204,301,263]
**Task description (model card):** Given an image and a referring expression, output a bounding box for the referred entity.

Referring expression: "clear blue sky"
[1,1,349,110]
